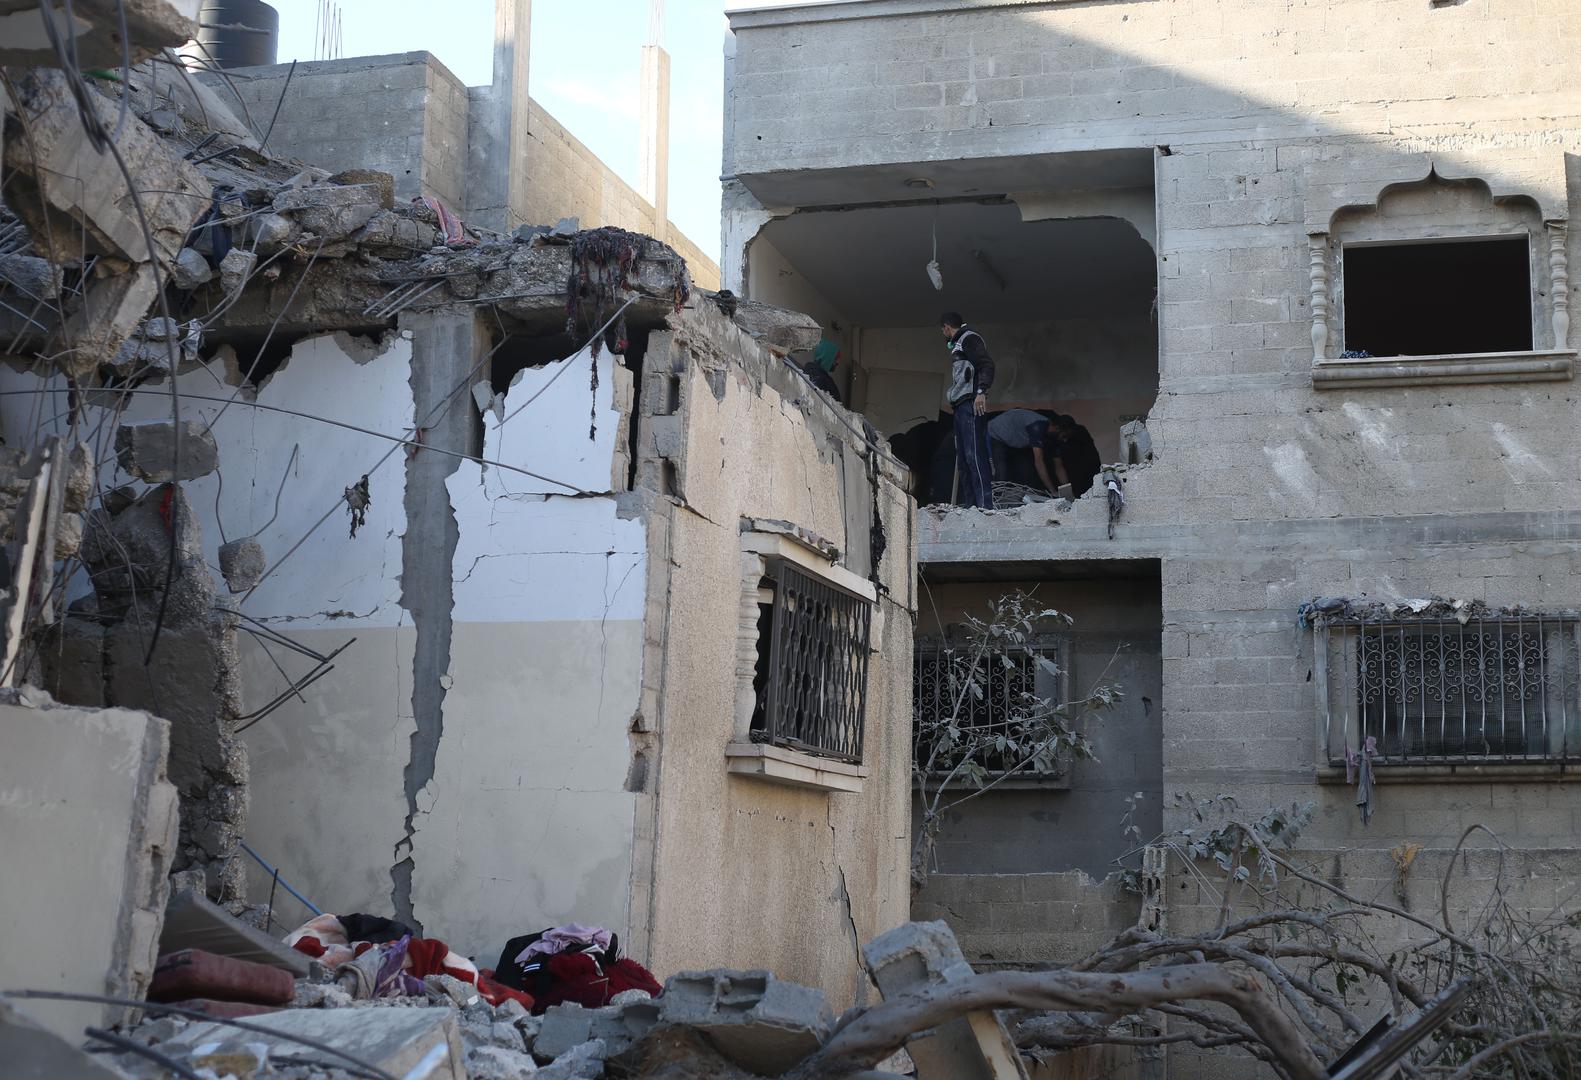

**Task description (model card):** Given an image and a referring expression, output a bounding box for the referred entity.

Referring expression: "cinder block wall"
[210,53,467,208]
[728,0,1581,850]
[204,53,720,288]
[911,872,1140,969]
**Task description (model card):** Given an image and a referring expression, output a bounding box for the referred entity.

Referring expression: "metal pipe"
[237,840,322,915]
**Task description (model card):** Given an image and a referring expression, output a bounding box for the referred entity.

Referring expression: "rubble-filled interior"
[747,175,1159,510]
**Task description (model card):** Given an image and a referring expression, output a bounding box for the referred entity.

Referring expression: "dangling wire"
[927,203,944,291]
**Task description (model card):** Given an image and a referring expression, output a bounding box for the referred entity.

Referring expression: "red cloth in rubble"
[477,970,536,1012]
[532,952,661,1013]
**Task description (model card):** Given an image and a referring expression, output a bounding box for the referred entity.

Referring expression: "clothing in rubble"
[1050,415,1102,498]
[282,913,533,1011]
[493,924,661,1014]
[943,320,995,510]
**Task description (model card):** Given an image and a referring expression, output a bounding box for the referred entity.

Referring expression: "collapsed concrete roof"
[0,55,739,384]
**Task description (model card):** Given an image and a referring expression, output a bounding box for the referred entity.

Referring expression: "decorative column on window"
[1308,232,1332,360]
[1549,222,1571,351]
[733,553,770,738]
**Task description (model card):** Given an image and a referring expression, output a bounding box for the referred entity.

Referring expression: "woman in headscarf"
[800,338,843,403]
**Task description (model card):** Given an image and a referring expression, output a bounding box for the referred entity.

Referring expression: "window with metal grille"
[749,561,871,763]
[1316,616,1581,765]
[913,634,1068,777]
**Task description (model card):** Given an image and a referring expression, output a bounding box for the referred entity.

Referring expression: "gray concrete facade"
[726,0,1581,1001]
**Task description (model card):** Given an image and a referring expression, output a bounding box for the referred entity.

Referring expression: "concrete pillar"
[468,0,532,232]
[391,310,489,927]
[638,44,671,242]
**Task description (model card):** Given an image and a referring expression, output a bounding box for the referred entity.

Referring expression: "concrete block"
[218,537,266,593]
[863,921,1028,1080]
[115,420,219,483]
[162,1005,467,1079]
[727,296,823,353]
[0,690,178,1042]
[536,1038,606,1078]
[0,254,63,300]
[659,969,834,1075]
[219,248,257,294]
[469,1043,542,1077]
[533,999,658,1061]
[272,182,382,240]
[170,248,213,290]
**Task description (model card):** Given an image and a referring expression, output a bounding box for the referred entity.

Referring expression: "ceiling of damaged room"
[756,199,1157,328]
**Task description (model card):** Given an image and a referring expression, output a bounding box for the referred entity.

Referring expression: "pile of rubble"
[100,965,834,1080]
[7,897,1015,1079]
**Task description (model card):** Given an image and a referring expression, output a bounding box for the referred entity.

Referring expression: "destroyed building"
[725,0,1581,1027]
[0,0,913,1055]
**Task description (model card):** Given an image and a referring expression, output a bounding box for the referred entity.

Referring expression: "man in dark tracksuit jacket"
[940,312,996,509]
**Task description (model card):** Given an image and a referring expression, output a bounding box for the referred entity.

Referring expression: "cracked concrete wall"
[632,302,917,1011]
[407,339,647,955]
[0,331,416,921]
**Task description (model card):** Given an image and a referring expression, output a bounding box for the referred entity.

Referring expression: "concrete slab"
[0,690,178,1042]
[158,889,311,978]
[161,1004,466,1079]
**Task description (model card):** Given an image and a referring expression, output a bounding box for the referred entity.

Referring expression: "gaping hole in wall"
[224,332,302,390]
[1342,237,1533,357]
[748,197,1158,508]
[913,559,1162,880]
[478,326,652,480]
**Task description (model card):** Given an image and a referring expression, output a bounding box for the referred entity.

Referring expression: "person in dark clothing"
[987,407,1057,493]
[939,312,995,509]
[1049,413,1102,498]
[799,339,843,402]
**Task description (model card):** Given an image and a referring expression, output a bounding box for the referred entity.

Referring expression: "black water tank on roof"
[192,0,279,70]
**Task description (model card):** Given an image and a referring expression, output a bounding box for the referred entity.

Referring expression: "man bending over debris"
[940,312,995,509]
[988,407,1058,493]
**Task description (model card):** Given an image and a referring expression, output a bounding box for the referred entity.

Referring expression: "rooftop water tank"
[187,0,279,70]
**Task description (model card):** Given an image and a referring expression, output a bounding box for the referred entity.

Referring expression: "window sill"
[1311,350,1575,389]
[726,742,868,793]
[922,771,1071,791]
[1317,762,1581,784]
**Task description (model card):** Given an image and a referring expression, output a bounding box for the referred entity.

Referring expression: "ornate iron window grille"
[913,634,1068,777]
[752,561,871,764]
[1316,616,1581,765]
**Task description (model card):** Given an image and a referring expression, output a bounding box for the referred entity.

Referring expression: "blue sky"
[275,0,788,261]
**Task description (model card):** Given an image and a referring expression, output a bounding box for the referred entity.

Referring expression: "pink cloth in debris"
[514,924,613,967]
[415,196,474,247]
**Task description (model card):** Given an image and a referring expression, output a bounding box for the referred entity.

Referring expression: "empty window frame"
[1316,615,1581,765]
[1341,236,1533,358]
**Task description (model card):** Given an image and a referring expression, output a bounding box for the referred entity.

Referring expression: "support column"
[391,309,489,928]
[468,0,532,233]
[638,44,671,243]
